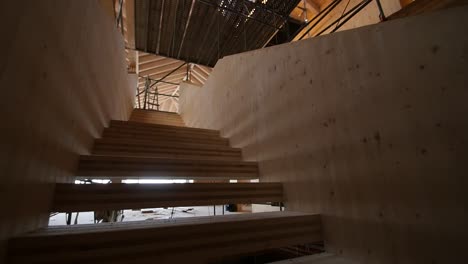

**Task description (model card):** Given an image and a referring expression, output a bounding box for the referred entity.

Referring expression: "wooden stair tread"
[102,129,229,146]
[103,127,225,140]
[91,151,242,161]
[77,155,259,179]
[93,138,242,160]
[93,138,240,152]
[7,212,322,263]
[53,183,282,211]
[79,155,256,165]
[110,120,219,135]
[19,212,312,236]
[129,109,185,126]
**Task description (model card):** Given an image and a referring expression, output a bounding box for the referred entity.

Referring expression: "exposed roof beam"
[138,72,187,85]
[139,54,166,64]
[191,69,207,82]
[177,0,196,59]
[190,71,205,85]
[305,0,320,13]
[139,68,187,82]
[193,66,209,79]
[195,64,212,76]
[139,61,185,76]
[139,58,180,72]
[125,0,136,49]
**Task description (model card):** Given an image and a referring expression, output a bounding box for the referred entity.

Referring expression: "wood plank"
[108,123,220,137]
[52,182,282,211]
[110,120,218,135]
[103,127,226,142]
[7,212,322,263]
[269,253,359,264]
[77,155,259,179]
[92,138,242,160]
[130,109,185,126]
[102,129,229,146]
[90,151,241,161]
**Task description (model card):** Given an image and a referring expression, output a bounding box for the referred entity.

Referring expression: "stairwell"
[6,110,322,263]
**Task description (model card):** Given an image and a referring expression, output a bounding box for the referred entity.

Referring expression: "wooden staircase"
[8,212,322,263]
[6,110,322,263]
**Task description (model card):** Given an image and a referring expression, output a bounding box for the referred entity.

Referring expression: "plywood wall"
[0,0,134,258]
[180,7,468,264]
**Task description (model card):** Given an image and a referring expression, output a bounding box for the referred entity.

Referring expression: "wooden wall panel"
[180,7,468,264]
[0,0,134,259]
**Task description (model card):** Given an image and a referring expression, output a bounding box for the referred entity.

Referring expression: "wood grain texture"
[269,253,358,264]
[110,120,219,135]
[52,182,283,211]
[388,0,468,20]
[102,120,229,146]
[77,155,259,179]
[130,109,185,126]
[0,0,134,256]
[102,126,229,145]
[7,212,322,264]
[92,138,242,160]
[180,7,468,264]
[292,0,401,41]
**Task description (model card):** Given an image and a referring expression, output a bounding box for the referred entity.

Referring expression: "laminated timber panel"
[103,120,228,146]
[52,183,282,212]
[0,0,134,249]
[7,212,322,264]
[77,155,259,180]
[130,109,185,126]
[110,120,219,135]
[179,7,468,264]
[92,138,242,160]
[103,125,220,139]
[269,253,358,264]
[102,127,230,146]
[102,127,229,146]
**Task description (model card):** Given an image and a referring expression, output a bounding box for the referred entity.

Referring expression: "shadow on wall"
[180,6,468,264]
[0,0,134,259]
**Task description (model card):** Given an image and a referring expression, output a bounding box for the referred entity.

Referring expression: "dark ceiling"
[135,0,301,67]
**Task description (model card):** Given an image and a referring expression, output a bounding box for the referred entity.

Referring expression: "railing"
[295,0,386,41]
[135,61,190,112]
[135,76,180,112]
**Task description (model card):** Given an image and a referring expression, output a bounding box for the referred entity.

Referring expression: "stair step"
[110,120,220,136]
[93,138,242,160]
[7,212,322,263]
[103,126,225,141]
[77,155,259,179]
[102,128,229,146]
[268,253,354,264]
[52,182,282,212]
[130,109,185,126]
